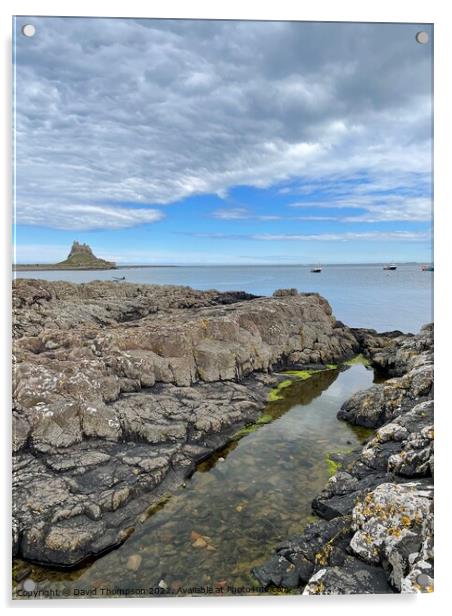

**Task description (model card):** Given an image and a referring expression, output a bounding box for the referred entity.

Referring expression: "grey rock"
[303,556,394,594]
[252,554,304,588]
[272,288,298,297]
[338,327,433,428]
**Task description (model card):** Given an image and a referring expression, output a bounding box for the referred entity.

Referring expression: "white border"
[1,1,450,614]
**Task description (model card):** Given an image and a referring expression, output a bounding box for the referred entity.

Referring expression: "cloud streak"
[185,230,429,242]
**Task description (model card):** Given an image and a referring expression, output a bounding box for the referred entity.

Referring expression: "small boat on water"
[310,265,322,273]
[112,275,126,281]
[421,264,434,271]
[383,264,397,271]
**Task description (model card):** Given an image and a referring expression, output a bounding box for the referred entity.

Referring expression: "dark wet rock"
[312,471,391,520]
[210,290,259,304]
[252,554,307,588]
[303,556,394,594]
[252,516,353,588]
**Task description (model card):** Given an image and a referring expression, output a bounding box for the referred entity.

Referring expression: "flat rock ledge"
[253,324,433,594]
[13,281,361,567]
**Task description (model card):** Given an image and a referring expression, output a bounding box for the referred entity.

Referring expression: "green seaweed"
[278,379,294,389]
[325,453,342,477]
[284,365,337,379]
[267,379,295,401]
[350,424,375,442]
[343,353,371,368]
[283,370,314,380]
[268,365,341,401]
[267,389,281,402]
[232,413,275,440]
[256,413,273,425]
[232,424,260,438]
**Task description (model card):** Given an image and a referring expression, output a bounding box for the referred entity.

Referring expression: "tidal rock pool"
[13,363,377,599]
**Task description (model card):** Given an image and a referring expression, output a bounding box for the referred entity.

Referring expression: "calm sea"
[14,264,432,333]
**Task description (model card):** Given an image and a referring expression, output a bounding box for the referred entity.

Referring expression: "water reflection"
[14,364,375,598]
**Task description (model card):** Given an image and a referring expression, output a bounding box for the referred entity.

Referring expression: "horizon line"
[13,260,432,268]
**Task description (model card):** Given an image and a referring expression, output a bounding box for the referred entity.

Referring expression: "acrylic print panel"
[12,17,433,599]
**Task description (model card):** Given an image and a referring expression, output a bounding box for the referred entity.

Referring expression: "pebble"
[192,536,208,548]
[126,554,142,571]
[15,567,32,583]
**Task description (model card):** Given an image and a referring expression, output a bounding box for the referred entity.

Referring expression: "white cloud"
[252,231,429,242]
[212,207,282,221]
[16,204,164,230]
[213,208,251,220]
[289,194,432,222]
[13,18,433,230]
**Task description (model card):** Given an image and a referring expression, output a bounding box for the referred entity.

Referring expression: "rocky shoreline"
[13,280,358,567]
[253,324,433,594]
[12,280,433,594]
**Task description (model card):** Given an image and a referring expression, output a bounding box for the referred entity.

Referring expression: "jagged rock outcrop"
[338,324,433,428]
[12,281,359,567]
[56,241,116,269]
[253,326,434,594]
[253,515,392,594]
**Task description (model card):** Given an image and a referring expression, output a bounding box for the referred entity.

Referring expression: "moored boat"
[421,264,434,271]
[383,264,397,270]
[310,265,322,273]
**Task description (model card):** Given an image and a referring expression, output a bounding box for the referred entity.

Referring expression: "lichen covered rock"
[350,481,433,591]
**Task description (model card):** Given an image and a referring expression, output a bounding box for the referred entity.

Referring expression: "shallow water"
[14,264,432,332]
[14,364,377,599]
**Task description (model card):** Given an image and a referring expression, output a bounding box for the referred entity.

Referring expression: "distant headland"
[13,241,117,271]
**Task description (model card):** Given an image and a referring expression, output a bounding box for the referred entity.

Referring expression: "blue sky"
[13,18,433,264]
